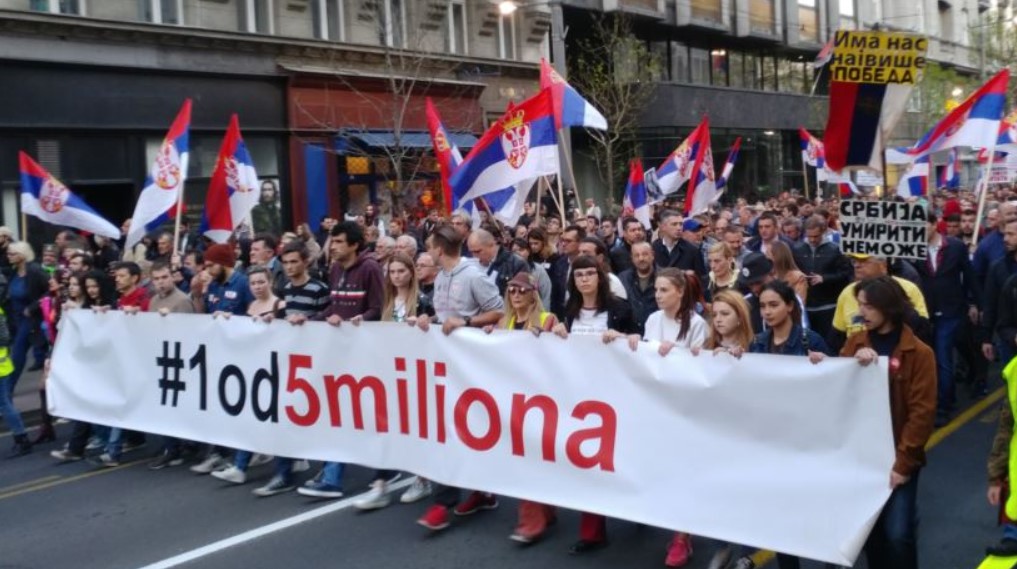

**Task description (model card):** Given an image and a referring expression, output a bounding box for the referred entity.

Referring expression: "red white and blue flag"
[685,117,717,215]
[896,155,929,198]
[939,148,960,189]
[125,99,190,248]
[656,118,709,198]
[799,127,825,170]
[903,69,1009,160]
[201,114,260,243]
[540,58,608,131]
[451,89,559,205]
[995,107,1017,149]
[19,152,121,239]
[812,38,834,69]
[621,158,651,230]
[715,137,742,192]
[425,98,463,215]
[823,81,915,171]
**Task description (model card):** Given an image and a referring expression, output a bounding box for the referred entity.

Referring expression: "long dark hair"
[82,269,117,308]
[656,268,695,341]
[565,255,610,320]
[760,280,802,327]
[854,276,909,329]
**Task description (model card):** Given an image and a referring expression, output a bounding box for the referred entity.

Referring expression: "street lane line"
[135,478,415,569]
[927,387,1005,450]
[750,386,1007,567]
[0,458,145,501]
[0,474,61,494]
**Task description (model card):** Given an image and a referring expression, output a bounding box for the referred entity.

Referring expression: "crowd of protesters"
[3,183,1017,569]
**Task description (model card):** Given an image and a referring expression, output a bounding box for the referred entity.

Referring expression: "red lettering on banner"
[510,394,558,461]
[434,361,447,443]
[395,357,410,435]
[454,388,502,451]
[324,373,389,432]
[284,355,320,427]
[566,402,617,472]
[416,359,428,439]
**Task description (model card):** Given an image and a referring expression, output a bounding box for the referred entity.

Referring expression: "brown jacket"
[988,403,1014,483]
[841,325,937,476]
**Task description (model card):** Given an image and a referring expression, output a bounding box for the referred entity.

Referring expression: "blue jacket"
[749,323,832,356]
[974,230,1006,286]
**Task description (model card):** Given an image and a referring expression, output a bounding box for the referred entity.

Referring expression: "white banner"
[50,312,894,565]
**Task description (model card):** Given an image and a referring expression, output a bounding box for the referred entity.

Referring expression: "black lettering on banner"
[189,344,208,411]
[156,341,186,407]
[252,352,280,423]
[219,365,246,417]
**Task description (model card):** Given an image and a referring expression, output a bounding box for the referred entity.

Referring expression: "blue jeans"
[322,462,345,488]
[1003,523,1017,541]
[933,316,961,413]
[864,471,920,569]
[0,374,25,436]
[233,450,252,471]
[274,458,295,483]
[6,321,30,397]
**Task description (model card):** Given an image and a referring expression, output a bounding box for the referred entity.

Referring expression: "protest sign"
[839,200,928,259]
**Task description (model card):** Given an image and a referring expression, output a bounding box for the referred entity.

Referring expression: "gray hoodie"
[432,258,503,323]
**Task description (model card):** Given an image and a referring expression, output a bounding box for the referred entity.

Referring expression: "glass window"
[759,54,777,91]
[140,0,182,25]
[58,0,82,14]
[671,41,690,83]
[649,40,669,81]
[729,51,746,88]
[939,5,954,41]
[385,0,405,48]
[777,58,794,93]
[691,0,723,23]
[711,49,729,86]
[449,1,467,54]
[690,47,711,85]
[839,0,857,29]
[798,0,818,43]
[749,0,775,34]
[743,51,760,90]
[240,0,273,34]
[498,13,518,59]
[313,0,344,41]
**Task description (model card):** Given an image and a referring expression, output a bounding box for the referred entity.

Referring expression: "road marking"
[751,386,1007,567]
[0,474,61,494]
[0,458,145,501]
[136,477,415,569]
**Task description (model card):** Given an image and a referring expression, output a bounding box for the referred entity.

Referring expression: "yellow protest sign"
[829,31,928,84]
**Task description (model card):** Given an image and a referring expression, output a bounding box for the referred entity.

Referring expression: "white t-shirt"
[571,308,609,336]
[642,310,708,349]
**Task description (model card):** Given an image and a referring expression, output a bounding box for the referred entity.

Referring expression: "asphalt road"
[0,380,1006,569]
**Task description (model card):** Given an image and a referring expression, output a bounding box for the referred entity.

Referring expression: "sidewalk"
[12,368,43,426]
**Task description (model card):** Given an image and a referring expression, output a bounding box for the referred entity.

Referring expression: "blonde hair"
[382,254,420,322]
[704,289,755,351]
[499,278,550,332]
[8,241,34,263]
[769,241,800,279]
[707,242,736,271]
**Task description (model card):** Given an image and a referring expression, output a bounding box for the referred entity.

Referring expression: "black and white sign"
[839,200,927,260]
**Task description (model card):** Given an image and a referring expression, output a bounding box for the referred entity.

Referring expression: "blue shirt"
[8,275,27,325]
[204,270,253,315]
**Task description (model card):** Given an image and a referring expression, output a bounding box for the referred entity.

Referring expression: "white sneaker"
[250,453,273,467]
[353,481,391,510]
[190,453,227,474]
[400,477,433,504]
[292,459,311,473]
[211,465,247,484]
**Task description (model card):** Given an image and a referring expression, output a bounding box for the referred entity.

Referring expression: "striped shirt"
[284,278,330,317]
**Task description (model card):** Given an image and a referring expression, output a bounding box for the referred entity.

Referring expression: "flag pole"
[973,146,997,249]
[802,164,811,201]
[535,177,545,225]
[19,212,26,242]
[559,134,583,215]
[554,173,568,227]
[171,185,185,259]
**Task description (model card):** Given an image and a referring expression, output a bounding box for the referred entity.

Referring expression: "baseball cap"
[682,219,703,232]
[737,252,773,287]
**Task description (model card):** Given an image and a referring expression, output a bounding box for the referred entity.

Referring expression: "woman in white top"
[627,268,708,356]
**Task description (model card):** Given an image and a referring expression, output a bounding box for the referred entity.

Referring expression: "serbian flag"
[823,80,915,172]
[896,156,930,198]
[939,148,960,189]
[125,99,190,249]
[685,117,717,215]
[451,89,559,204]
[996,107,1017,149]
[713,137,741,204]
[656,118,708,197]
[425,98,463,215]
[539,58,608,131]
[200,115,260,243]
[902,69,1009,160]
[19,152,120,239]
[813,38,834,69]
[799,128,825,169]
[621,158,651,229]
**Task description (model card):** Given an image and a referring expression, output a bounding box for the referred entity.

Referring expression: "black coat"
[618,268,658,336]
[564,296,637,335]
[652,238,706,277]
[791,241,853,309]
[915,236,977,319]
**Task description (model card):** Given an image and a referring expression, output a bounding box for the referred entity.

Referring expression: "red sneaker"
[664,533,693,567]
[417,505,450,531]
[453,492,499,516]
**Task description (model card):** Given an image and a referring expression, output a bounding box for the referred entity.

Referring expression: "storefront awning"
[343,129,478,149]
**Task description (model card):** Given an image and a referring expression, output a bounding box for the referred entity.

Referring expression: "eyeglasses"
[507,286,531,295]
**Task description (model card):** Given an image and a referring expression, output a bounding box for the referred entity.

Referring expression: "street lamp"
[498,1,519,15]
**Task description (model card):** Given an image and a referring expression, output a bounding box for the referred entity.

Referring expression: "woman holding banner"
[482,271,559,544]
[551,255,636,555]
[842,276,936,569]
